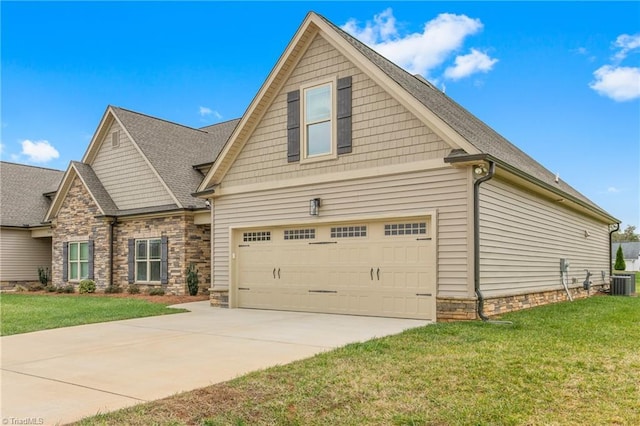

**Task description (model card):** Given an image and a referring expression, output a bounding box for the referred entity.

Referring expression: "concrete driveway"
[1,301,428,425]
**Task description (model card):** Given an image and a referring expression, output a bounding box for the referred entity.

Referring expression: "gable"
[220,33,452,189]
[91,119,175,210]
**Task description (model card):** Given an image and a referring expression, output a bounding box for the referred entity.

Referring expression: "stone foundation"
[209,289,229,308]
[437,284,610,321]
[0,280,41,291]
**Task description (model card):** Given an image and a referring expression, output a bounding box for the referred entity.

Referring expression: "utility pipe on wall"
[473,161,495,322]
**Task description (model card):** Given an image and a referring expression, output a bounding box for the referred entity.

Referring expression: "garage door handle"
[273,268,276,279]
[377,268,380,280]
[370,268,374,280]
[277,268,281,279]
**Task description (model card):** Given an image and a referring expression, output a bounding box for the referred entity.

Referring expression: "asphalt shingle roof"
[318,13,609,217]
[110,107,239,209]
[71,161,118,216]
[0,162,64,227]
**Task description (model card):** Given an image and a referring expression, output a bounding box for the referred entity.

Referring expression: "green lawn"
[74,296,640,426]
[0,294,187,336]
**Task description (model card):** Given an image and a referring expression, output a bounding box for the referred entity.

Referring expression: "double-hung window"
[303,82,333,159]
[135,238,162,282]
[68,241,89,281]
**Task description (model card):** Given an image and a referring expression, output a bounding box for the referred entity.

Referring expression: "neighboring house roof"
[0,161,64,227]
[197,11,615,223]
[612,242,640,259]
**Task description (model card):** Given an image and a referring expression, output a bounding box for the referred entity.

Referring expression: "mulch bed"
[11,290,210,305]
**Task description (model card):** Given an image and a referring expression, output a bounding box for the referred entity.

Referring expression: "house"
[44,106,238,294]
[194,12,618,321]
[612,242,640,271]
[0,162,64,289]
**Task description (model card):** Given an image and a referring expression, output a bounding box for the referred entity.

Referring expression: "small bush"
[614,245,626,271]
[186,262,199,296]
[28,283,44,292]
[148,287,165,296]
[127,284,141,294]
[45,284,57,293]
[56,285,75,294]
[37,266,50,285]
[104,285,123,294]
[78,279,96,294]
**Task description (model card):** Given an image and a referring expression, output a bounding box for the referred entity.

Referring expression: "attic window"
[112,131,120,148]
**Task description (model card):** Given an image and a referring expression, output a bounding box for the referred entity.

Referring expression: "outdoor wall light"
[309,198,321,216]
[473,164,488,176]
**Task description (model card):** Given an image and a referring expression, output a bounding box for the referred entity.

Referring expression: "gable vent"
[112,131,120,148]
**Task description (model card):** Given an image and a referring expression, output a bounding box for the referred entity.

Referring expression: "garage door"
[234,218,436,320]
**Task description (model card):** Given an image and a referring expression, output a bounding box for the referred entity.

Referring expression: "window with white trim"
[68,241,89,281]
[135,238,162,282]
[303,81,334,159]
[384,222,428,236]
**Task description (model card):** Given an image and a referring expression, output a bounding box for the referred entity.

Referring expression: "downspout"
[109,217,117,287]
[609,223,620,278]
[473,161,499,322]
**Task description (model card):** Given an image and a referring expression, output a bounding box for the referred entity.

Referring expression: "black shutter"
[287,90,300,162]
[88,239,94,280]
[337,76,352,155]
[160,236,168,285]
[62,242,69,282]
[128,239,135,284]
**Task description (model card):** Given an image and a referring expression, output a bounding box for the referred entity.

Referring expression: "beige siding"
[479,178,610,297]
[213,167,471,299]
[0,228,52,281]
[222,34,451,187]
[92,121,174,210]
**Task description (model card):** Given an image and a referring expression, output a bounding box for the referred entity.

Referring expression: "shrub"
[78,279,96,294]
[104,284,123,294]
[28,283,44,292]
[45,284,57,292]
[37,266,50,285]
[56,285,75,293]
[186,263,199,296]
[614,245,626,271]
[148,287,165,296]
[127,284,141,294]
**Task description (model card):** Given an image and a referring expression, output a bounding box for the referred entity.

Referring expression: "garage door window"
[243,231,271,242]
[284,229,316,240]
[330,225,367,238]
[384,222,427,236]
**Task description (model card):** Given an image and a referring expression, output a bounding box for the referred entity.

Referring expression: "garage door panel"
[235,218,436,320]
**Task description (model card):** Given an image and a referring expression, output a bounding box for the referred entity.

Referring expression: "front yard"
[0,293,194,335]
[72,295,640,426]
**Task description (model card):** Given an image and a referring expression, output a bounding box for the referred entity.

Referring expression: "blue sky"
[1,2,639,228]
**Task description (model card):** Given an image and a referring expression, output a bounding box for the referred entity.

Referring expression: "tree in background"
[612,225,639,242]
[614,245,626,271]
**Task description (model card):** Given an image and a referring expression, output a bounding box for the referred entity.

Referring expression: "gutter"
[108,217,117,288]
[473,161,496,322]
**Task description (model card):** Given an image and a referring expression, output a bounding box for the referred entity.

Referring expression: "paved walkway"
[1,302,428,425]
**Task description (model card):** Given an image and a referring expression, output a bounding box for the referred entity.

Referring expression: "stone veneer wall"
[52,177,211,294]
[437,284,609,321]
[52,177,110,288]
[113,214,211,295]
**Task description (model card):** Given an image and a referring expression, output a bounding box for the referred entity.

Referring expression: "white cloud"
[342,9,496,80]
[20,139,59,163]
[590,65,640,101]
[608,186,621,193]
[444,48,498,80]
[199,106,222,119]
[613,33,640,62]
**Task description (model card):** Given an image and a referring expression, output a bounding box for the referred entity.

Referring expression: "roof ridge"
[199,117,242,130]
[109,105,210,135]
[0,161,64,173]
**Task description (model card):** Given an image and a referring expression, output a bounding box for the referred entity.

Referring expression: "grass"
[73,296,640,426]
[0,294,187,336]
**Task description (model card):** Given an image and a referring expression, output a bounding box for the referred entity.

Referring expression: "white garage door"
[234,218,436,320]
